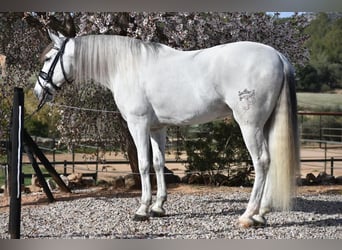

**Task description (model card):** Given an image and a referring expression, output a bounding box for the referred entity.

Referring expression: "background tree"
[297,13,342,91]
[1,12,309,184]
[49,12,309,145]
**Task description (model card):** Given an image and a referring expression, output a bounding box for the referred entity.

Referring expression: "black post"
[324,142,327,172]
[319,115,322,148]
[5,137,11,195]
[96,145,99,182]
[64,160,67,176]
[72,144,75,173]
[330,157,334,177]
[52,137,56,168]
[9,87,24,239]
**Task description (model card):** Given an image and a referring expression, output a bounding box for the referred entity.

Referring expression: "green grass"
[297,92,342,111]
[0,164,49,187]
[0,172,5,187]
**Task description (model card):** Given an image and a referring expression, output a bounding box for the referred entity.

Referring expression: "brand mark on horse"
[238,88,256,110]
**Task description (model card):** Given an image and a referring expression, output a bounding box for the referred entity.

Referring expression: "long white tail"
[265,53,300,211]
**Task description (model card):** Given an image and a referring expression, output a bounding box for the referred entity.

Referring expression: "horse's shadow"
[293,196,342,215]
[165,196,342,229]
[165,209,246,219]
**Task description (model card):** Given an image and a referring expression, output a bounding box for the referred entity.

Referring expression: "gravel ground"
[0,190,341,239]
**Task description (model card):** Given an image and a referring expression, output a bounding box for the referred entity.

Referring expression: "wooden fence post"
[64,160,67,176]
[8,87,24,239]
[330,157,334,177]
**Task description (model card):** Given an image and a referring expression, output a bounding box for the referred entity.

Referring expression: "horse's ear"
[48,29,62,46]
[57,31,66,38]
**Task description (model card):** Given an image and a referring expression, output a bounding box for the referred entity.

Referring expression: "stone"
[214,173,229,186]
[188,174,204,185]
[181,174,190,184]
[97,179,109,186]
[164,167,181,184]
[305,173,317,185]
[316,172,335,185]
[335,176,342,185]
[31,174,42,187]
[124,174,136,189]
[47,179,57,191]
[26,184,42,193]
[60,174,70,187]
[67,173,83,182]
[112,176,125,189]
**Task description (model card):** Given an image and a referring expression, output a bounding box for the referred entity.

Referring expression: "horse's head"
[34,31,74,106]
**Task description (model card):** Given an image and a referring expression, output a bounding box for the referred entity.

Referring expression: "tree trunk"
[117,113,180,188]
[117,114,141,188]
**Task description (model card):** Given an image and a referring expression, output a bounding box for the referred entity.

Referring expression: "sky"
[267,12,305,18]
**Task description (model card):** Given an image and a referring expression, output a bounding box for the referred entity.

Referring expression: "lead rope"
[24,100,46,121]
[24,85,50,121]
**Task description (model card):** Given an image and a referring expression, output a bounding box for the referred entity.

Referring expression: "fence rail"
[18,157,342,179]
[2,111,341,185]
[298,111,342,143]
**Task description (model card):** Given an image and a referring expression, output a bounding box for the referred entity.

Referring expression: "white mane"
[74,35,162,87]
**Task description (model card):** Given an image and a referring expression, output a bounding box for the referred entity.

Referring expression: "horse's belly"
[152,100,232,126]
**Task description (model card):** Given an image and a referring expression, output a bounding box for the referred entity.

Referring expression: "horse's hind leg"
[236,124,270,228]
[150,128,167,217]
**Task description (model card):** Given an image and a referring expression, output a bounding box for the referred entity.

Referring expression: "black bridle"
[36,38,72,110]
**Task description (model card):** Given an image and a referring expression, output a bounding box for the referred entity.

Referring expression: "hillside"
[297,92,342,111]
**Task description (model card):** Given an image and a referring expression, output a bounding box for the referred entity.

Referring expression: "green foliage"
[0,172,5,187]
[296,64,321,92]
[297,13,342,91]
[24,84,61,138]
[25,119,49,137]
[184,120,250,180]
[0,164,50,187]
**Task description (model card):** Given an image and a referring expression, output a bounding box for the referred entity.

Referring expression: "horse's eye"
[45,57,52,62]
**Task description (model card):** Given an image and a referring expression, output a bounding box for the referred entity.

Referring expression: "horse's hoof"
[237,217,254,228]
[133,214,149,221]
[238,215,267,228]
[252,215,267,227]
[150,210,166,217]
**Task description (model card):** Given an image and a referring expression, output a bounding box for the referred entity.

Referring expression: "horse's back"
[125,41,286,127]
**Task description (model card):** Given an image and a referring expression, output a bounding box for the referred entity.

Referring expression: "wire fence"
[1,110,342,187]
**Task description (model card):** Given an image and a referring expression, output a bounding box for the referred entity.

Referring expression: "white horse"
[34,32,300,228]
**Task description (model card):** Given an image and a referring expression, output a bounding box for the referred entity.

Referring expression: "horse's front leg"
[127,118,152,221]
[150,128,167,217]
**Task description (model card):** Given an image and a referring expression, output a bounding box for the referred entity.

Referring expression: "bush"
[25,119,49,137]
[184,119,251,185]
